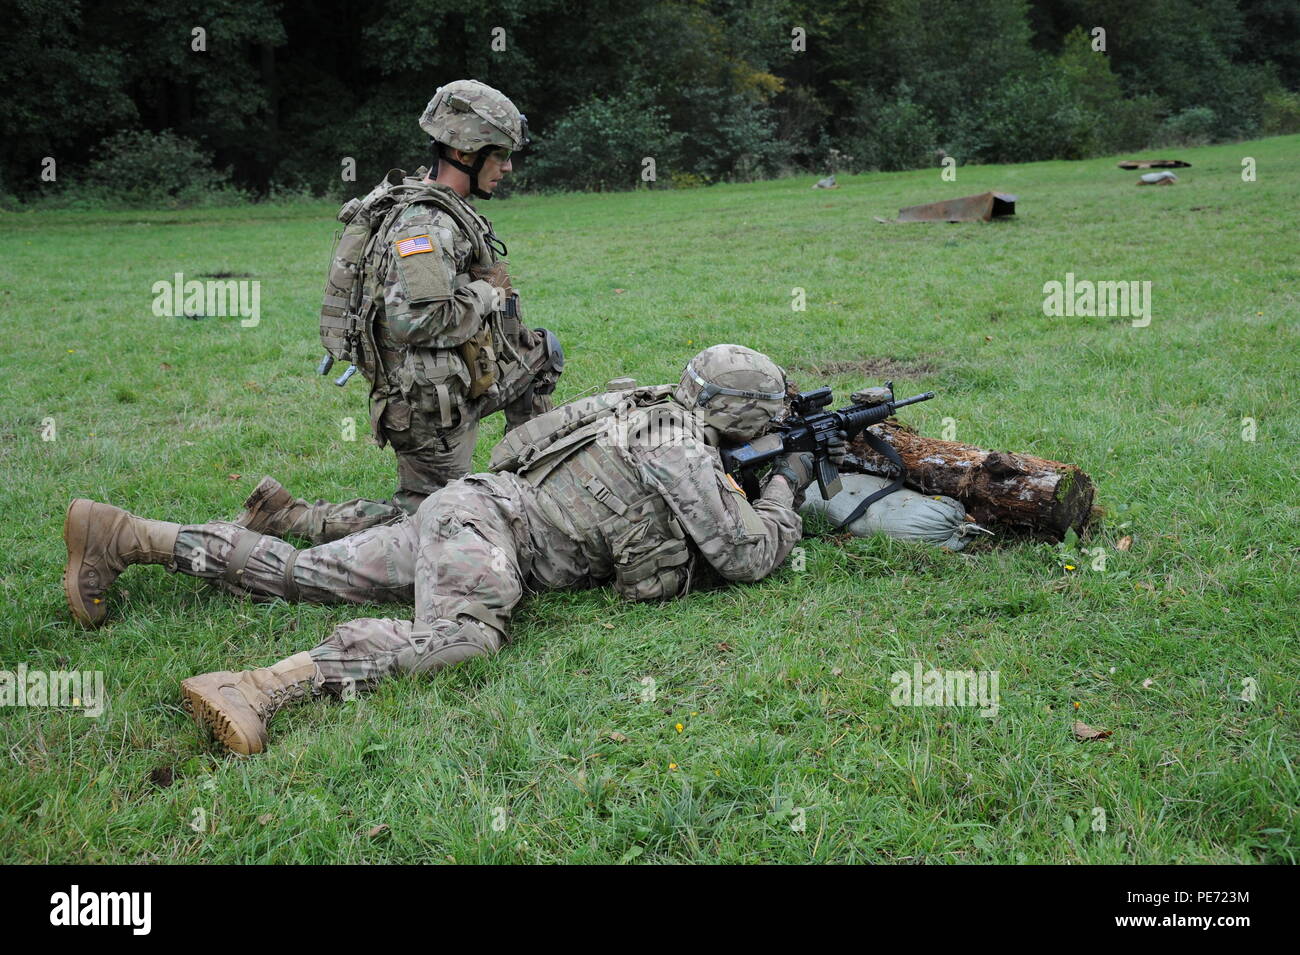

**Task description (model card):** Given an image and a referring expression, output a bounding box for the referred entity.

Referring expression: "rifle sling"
[834,430,906,529]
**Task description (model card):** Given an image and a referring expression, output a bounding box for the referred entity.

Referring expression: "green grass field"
[1,136,1297,863]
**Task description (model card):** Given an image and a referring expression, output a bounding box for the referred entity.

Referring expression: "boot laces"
[256,680,317,719]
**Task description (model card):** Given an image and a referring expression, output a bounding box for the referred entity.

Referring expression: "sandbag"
[800,474,992,551]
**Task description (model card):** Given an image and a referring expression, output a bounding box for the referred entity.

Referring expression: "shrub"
[1261,89,1300,135]
[80,130,237,206]
[1056,26,1160,155]
[1156,107,1218,147]
[1093,94,1162,154]
[522,92,684,192]
[950,68,1090,164]
[844,84,939,172]
[669,85,784,183]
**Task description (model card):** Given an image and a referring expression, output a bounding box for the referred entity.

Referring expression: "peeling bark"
[846,421,1095,541]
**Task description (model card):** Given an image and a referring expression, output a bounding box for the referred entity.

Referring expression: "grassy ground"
[1,136,1296,864]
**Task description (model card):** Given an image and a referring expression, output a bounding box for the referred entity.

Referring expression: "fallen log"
[844,421,1095,541]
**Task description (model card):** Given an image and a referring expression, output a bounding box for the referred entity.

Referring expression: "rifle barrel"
[890,391,935,410]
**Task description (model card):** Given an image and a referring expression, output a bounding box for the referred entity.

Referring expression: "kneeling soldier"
[263,79,563,545]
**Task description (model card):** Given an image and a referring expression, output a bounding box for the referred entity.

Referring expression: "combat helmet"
[419,79,529,199]
[674,344,787,442]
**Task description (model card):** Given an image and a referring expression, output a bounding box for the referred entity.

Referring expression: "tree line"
[3,0,1297,206]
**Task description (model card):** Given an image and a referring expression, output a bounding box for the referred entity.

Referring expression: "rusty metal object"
[1118,159,1191,169]
[896,191,1017,223]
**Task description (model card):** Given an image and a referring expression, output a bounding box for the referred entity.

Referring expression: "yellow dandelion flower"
[675,722,684,733]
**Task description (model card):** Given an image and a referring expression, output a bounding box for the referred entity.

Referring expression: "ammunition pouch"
[458,324,497,400]
[610,514,693,602]
[565,449,696,603]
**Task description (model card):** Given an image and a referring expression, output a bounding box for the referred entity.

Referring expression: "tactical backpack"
[319,168,499,393]
[490,384,677,482]
[491,384,702,603]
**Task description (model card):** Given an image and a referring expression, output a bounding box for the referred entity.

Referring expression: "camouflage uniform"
[362,176,556,511]
[62,345,805,754]
[174,398,801,689]
[282,79,560,542]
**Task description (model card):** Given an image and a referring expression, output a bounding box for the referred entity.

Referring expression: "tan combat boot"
[63,498,181,628]
[180,652,323,755]
[234,476,313,538]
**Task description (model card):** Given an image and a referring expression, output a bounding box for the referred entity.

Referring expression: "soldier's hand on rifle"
[771,451,816,493]
[826,427,848,466]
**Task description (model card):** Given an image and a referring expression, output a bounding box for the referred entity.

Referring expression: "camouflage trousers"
[296,344,558,544]
[382,375,552,514]
[179,477,533,690]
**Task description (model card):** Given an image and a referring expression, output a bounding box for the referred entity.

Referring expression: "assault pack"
[490,383,678,483]
[491,382,700,602]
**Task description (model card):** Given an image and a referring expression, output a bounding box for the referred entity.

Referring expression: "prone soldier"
[62,346,839,755]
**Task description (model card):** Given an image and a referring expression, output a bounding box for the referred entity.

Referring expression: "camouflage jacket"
[370,176,502,400]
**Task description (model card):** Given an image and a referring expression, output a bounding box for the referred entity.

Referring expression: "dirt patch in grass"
[148,765,175,788]
[790,356,941,380]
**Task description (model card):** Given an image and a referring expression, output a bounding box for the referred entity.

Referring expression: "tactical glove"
[826,428,848,466]
[470,261,513,294]
[771,451,816,493]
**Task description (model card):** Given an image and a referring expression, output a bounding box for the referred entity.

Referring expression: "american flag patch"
[396,234,433,257]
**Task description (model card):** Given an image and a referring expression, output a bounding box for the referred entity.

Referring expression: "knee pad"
[407,618,501,674]
[532,327,564,395]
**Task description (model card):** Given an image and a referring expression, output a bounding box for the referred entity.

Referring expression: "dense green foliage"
[1,136,1297,862]
[3,0,1298,204]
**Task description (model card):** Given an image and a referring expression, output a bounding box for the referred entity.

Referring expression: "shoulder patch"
[396,234,433,257]
[390,226,452,303]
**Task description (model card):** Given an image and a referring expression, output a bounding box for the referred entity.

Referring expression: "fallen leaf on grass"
[1116,535,1133,551]
[367,824,389,838]
[257,813,274,825]
[1142,678,1155,689]
[602,730,627,743]
[1073,721,1113,741]
[227,473,241,481]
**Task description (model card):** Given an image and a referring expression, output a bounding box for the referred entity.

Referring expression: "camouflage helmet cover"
[419,79,528,153]
[673,344,787,441]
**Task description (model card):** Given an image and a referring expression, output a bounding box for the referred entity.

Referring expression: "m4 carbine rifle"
[719,382,935,528]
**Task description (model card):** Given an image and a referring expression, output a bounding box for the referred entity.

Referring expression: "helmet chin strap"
[442,149,494,200]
